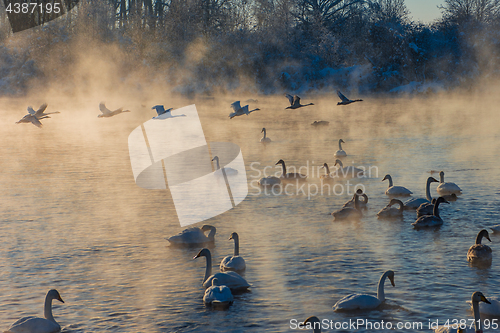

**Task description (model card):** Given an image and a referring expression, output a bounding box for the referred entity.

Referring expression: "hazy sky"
[405,0,444,23]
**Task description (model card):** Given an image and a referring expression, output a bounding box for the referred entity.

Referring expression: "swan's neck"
[432,201,441,218]
[44,295,56,322]
[386,176,393,187]
[377,272,389,302]
[262,129,267,139]
[440,173,444,183]
[354,193,359,211]
[233,236,240,256]
[338,140,343,150]
[324,164,330,175]
[472,300,481,332]
[213,157,220,170]
[280,162,287,176]
[476,232,484,245]
[425,179,433,201]
[207,227,216,241]
[336,160,344,168]
[397,202,404,213]
[361,194,368,204]
[203,252,213,284]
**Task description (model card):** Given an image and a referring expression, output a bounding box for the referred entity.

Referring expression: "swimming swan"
[302,316,322,333]
[412,197,449,228]
[404,177,439,210]
[258,175,281,186]
[337,90,363,105]
[343,192,368,209]
[416,198,436,217]
[382,174,412,196]
[334,159,364,178]
[436,171,462,196]
[276,159,307,181]
[377,199,404,218]
[285,94,314,109]
[7,289,64,333]
[260,128,271,143]
[220,232,246,272]
[311,121,329,127]
[212,156,238,176]
[491,224,500,233]
[166,225,216,246]
[332,189,363,220]
[203,278,234,309]
[467,229,492,263]
[333,270,395,311]
[470,296,500,317]
[98,102,130,118]
[334,139,347,157]
[436,291,490,333]
[194,248,250,292]
[320,163,335,181]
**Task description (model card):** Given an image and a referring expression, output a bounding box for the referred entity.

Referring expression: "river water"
[0,93,499,332]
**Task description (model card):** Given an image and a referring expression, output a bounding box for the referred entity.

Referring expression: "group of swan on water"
[166,226,248,309]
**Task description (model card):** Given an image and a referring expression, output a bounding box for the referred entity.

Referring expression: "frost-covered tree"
[440,0,500,24]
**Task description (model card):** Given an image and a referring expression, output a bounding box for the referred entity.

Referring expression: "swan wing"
[403,197,429,209]
[230,101,242,112]
[337,90,350,103]
[99,103,111,115]
[412,215,443,227]
[285,94,294,105]
[204,272,249,291]
[167,227,208,244]
[437,182,462,194]
[34,103,48,116]
[334,149,347,157]
[220,256,246,271]
[476,298,500,316]
[203,285,234,304]
[258,176,281,186]
[386,186,412,196]
[7,317,60,333]
[467,244,492,261]
[333,294,381,311]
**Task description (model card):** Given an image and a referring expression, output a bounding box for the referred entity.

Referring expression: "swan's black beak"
[58,296,65,303]
[389,275,395,287]
[481,295,491,304]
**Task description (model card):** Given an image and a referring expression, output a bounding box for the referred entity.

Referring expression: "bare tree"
[439,0,500,24]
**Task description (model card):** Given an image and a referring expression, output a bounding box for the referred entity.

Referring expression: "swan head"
[211,156,219,162]
[382,174,391,182]
[301,316,321,330]
[333,159,342,167]
[275,159,285,165]
[478,229,492,243]
[229,232,239,241]
[261,128,266,133]
[339,139,345,144]
[386,270,395,287]
[201,225,215,231]
[435,197,449,205]
[193,248,210,260]
[355,189,363,195]
[47,289,64,303]
[471,291,491,304]
[428,177,439,183]
[321,163,328,169]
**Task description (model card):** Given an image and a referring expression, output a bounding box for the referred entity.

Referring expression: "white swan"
[471,296,500,317]
[412,197,449,228]
[491,224,500,233]
[166,225,216,246]
[333,270,395,311]
[194,248,250,292]
[212,156,238,176]
[276,159,307,181]
[302,316,322,332]
[203,278,234,309]
[98,102,130,118]
[377,199,404,218]
[220,232,246,272]
[467,229,492,263]
[404,177,439,210]
[319,163,335,181]
[382,174,412,196]
[342,192,368,209]
[258,175,281,186]
[7,289,64,333]
[334,139,347,157]
[285,94,314,109]
[436,171,462,196]
[436,291,490,333]
[260,128,271,143]
[333,159,364,179]
[151,105,186,119]
[332,189,363,220]
[229,101,260,119]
